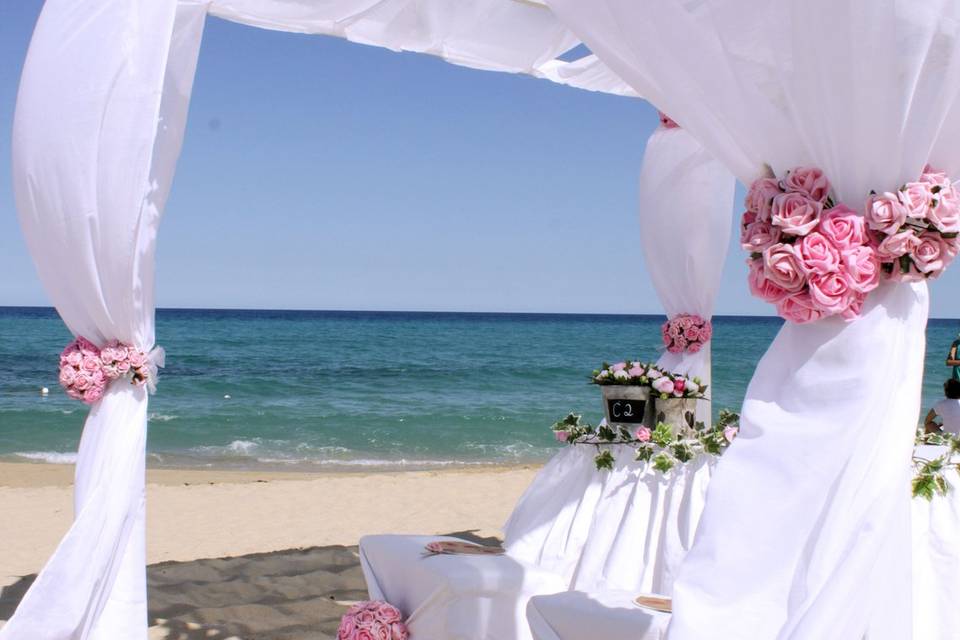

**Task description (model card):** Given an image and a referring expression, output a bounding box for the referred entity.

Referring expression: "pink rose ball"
[762,243,808,293]
[771,192,823,236]
[798,232,841,275]
[865,192,908,235]
[776,291,825,324]
[745,177,781,221]
[782,166,831,202]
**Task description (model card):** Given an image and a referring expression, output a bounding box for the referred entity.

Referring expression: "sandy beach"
[0,461,540,639]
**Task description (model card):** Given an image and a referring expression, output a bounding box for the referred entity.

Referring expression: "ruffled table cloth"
[359,445,712,639]
[526,590,668,640]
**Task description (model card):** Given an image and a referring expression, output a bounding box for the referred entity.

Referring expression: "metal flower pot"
[601,385,653,429]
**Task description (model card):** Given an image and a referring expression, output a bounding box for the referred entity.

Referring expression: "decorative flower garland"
[59,337,159,404]
[742,165,959,323]
[552,409,739,472]
[592,360,706,399]
[337,601,409,640]
[661,314,712,354]
[912,430,960,500]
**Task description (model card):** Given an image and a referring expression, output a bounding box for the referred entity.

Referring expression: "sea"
[1,307,957,471]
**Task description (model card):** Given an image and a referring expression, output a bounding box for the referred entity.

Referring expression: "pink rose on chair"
[782,166,831,202]
[746,177,781,221]
[913,232,945,274]
[741,220,782,253]
[771,192,823,235]
[798,232,841,274]
[762,243,808,292]
[776,291,825,324]
[899,181,932,221]
[808,272,853,315]
[817,205,865,250]
[841,246,881,293]
[747,260,787,303]
[877,230,921,259]
[865,192,908,234]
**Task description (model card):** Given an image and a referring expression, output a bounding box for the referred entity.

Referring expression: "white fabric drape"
[638,127,734,424]
[4,1,205,638]
[543,1,958,637]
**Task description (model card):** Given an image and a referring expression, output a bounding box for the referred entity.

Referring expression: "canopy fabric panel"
[208,0,638,95]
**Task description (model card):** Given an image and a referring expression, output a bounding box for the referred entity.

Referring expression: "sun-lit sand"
[0,461,540,639]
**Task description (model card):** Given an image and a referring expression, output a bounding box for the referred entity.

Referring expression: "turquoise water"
[1,307,957,470]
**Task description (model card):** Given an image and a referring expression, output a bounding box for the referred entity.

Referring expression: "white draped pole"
[638,121,735,426]
[3,1,206,638]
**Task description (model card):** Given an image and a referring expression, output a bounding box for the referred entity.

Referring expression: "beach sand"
[0,462,540,639]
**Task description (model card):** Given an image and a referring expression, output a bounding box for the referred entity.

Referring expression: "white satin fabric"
[526,591,669,640]
[543,1,956,636]
[638,127,734,426]
[4,1,205,638]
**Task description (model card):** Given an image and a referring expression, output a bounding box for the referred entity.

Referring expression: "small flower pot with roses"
[592,361,657,429]
[649,373,708,439]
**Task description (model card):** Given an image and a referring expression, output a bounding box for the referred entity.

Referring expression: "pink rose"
[877,231,921,260]
[920,165,951,189]
[723,426,738,443]
[646,368,663,380]
[117,360,131,374]
[808,272,853,315]
[741,220,782,254]
[865,192,908,234]
[355,630,375,640]
[82,355,100,372]
[782,166,831,202]
[798,232,841,274]
[817,205,865,250]
[370,625,391,640]
[128,350,147,368]
[943,235,960,262]
[688,341,703,353]
[841,246,881,294]
[611,362,627,372]
[741,210,758,227]
[902,181,934,221]
[59,367,77,386]
[635,427,651,442]
[355,611,376,627]
[747,259,788,303]
[928,185,960,233]
[627,365,644,377]
[673,378,686,394]
[913,232,945,274]
[74,372,92,391]
[746,177,782,221]
[762,243,808,292]
[65,350,83,367]
[554,430,569,442]
[652,377,675,395]
[338,615,356,639]
[841,292,866,321]
[83,386,103,404]
[674,336,688,351]
[776,291,826,324]
[771,192,823,236]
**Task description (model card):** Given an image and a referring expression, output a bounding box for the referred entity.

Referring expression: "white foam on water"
[147,413,178,422]
[12,451,79,464]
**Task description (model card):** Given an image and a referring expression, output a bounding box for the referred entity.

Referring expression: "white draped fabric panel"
[544,1,957,637]
[638,127,734,425]
[3,1,206,638]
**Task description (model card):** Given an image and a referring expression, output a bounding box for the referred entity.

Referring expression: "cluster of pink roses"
[661,314,712,354]
[742,167,880,323]
[865,165,960,281]
[593,361,705,398]
[743,165,959,323]
[337,601,409,640]
[58,337,151,404]
[650,372,702,399]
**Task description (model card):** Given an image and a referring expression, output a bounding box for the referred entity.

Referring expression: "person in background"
[947,332,960,380]
[925,379,960,435]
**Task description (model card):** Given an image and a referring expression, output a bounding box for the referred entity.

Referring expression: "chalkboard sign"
[606,397,646,424]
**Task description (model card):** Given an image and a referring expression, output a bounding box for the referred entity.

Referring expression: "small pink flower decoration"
[723,426,739,443]
[554,430,569,442]
[58,337,154,405]
[661,314,712,354]
[338,601,408,640]
[635,427,651,442]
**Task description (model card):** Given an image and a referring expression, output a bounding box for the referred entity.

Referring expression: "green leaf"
[651,421,674,448]
[635,446,654,462]
[652,453,675,473]
[594,450,615,471]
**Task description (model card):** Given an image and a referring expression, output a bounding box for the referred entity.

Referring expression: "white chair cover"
[526,590,669,640]
[544,1,956,636]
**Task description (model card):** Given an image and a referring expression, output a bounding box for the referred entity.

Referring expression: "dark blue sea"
[0,307,957,469]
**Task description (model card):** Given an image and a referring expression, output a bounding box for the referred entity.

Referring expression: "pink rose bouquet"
[661,314,712,354]
[867,165,960,281]
[742,167,881,323]
[58,337,154,404]
[338,601,408,640]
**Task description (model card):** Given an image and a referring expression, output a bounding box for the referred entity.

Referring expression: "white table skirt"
[504,444,713,594]
[527,590,669,640]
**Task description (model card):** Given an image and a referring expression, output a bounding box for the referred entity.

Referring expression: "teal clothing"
[952,339,960,381]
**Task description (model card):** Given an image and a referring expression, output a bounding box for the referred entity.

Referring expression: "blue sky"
[2,2,959,317]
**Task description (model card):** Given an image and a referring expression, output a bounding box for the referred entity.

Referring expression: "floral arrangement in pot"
[551,409,739,472]
[592,361,707,430]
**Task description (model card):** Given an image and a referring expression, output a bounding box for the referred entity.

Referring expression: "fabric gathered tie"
[58,337,164,404]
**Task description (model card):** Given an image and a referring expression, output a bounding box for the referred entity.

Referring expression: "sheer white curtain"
[544,0,960,637]
[3,1,206,638]
[639,125,734,405]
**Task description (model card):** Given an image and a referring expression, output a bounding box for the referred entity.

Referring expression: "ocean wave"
[148,413,178,422]
[12,451,78,464]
